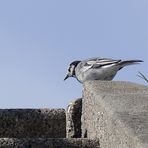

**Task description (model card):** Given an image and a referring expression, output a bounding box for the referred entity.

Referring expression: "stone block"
[66,98,82,138]
[0,138,100,148]
[0,109,66,138]
[82,81,148,148]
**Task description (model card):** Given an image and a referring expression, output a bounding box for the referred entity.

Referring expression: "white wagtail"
[64,57,143,83]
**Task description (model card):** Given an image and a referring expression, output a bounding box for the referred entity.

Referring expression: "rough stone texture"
[82,81,148,148]
[0,109,66,138]
[66,98,82,138]
[0,138,100,148]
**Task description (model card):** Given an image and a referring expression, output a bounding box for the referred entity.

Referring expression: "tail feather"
[118,60,143,70]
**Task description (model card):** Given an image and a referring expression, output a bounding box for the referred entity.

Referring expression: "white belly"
[76,66,119,83]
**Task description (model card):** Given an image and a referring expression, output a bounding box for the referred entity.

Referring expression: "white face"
[64,64,76,80]
[64,60,81,81]
[68,64,75,76]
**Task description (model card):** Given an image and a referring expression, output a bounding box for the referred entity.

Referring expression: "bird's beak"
[64,74,70,81]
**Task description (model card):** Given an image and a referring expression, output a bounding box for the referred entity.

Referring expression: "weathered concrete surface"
[66,98,82,138]
[82,81,148,148]
[0,109,66,138]
[0,138,100,148]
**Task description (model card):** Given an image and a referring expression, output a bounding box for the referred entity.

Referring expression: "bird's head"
[64,60,81,81]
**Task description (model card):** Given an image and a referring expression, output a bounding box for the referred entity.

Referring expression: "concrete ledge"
[66,98,82,138]
[82,81,148,148]
[0,109,66,138]
[0,138,100,148]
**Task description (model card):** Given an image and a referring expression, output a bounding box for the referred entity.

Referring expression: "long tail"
[118,60,143,69]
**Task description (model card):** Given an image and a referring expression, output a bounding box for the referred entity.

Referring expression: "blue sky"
[0,0,148,108]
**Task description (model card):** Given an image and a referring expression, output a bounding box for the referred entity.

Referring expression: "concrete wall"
[0,138,99,148]
[82,81,148,148]
[0,109,66,138]
[66,98,82,138]
[0,108,100,147]
[0,80,147,147]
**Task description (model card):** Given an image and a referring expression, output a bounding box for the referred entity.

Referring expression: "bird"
[64,57,143,83]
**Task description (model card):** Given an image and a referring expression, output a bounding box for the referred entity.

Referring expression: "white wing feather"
[84,58,121,68]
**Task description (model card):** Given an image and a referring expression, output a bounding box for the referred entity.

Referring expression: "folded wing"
[84,58,121,69]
